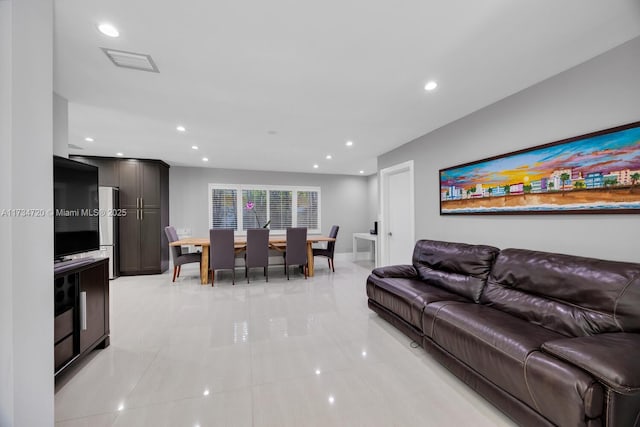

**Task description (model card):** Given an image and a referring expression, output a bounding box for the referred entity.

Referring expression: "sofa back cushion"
[483,248,640,337]
[412,240,500,303]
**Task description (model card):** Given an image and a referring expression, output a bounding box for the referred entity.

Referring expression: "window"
[269,190,292,230]
[242,189,267,229]
[209,184,320,234]
[296,190,318,229]
[210,188,237,229]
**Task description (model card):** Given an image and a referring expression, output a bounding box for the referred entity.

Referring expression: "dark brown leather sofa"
[366,239,640,427]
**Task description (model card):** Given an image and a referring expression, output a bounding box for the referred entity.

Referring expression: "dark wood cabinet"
[118,207,165,274]
[141,162,162,209]
[54,258,109,377]
[79,264,109,353]
[139,209,162,272]
[118,159,162,209]
[118,210,140,273]
[117,159,169,275]
[71,156,170,275]
[118,159,139,209]
[70,156,119,187]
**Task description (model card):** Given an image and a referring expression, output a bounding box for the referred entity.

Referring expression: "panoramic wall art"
[440,121,640,215]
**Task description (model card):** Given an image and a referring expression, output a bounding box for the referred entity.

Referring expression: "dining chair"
[165,226,201,282]
[285,227,308,280]
[209,228,236,286]
[245,228,270,283]
[312,225,339,272]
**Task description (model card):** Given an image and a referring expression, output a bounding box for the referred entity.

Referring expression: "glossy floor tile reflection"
[55,256,515,427]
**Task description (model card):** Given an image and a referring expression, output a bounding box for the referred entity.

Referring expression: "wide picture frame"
[439,121,640,215]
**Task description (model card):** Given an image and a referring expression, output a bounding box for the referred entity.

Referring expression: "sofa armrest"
[371,265,417,279]
[542,333,640,394]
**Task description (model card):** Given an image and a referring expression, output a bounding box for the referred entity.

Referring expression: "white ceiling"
[54,0,640,175]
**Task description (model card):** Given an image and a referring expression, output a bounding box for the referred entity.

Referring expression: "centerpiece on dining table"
[245,201,270,228]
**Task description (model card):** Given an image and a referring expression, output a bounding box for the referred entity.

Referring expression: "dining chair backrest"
[246,228,269,268]
[209,228,235,270]
[326,225,339,253]
[286,227,307,265]
[165,226,182,259]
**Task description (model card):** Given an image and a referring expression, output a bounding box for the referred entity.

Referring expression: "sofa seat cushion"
[431,303,604,425]
[367,274,469,329]
[432,304,564,406]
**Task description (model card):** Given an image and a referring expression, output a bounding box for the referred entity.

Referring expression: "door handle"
[79,291,87,331]
[388,232,393,236]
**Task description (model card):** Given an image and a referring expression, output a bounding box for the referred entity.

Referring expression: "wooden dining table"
[170,235,336,284]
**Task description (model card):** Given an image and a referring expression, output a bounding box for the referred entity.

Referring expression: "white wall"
[0,0,54,425]
[169,166,370,253]
[379,36,640,263]
[0,2,14,424]
[53,92,68,157]
[367,174,378,225]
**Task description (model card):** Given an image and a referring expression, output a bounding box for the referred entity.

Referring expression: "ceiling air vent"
[101,48,159,73]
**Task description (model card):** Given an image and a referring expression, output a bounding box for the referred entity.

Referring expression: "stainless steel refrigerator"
[99,186,119,279]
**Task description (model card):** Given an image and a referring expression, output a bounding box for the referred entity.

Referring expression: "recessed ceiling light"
[345,140,353,147]
[202,157,208,162]
[359,170,364,174]
[325,155,332,160]
[116,152,123,157]
[98,23,119,38]
[176,125,186,132]
[313,164,319,169]
[84,137,94,142]
[191,145,199,150]
[424,81,438,91]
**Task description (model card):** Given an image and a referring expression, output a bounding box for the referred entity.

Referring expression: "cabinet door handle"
[136,198,140,209]
[141,198,144,209]
[79,291,87,331]
[141,209,143,220]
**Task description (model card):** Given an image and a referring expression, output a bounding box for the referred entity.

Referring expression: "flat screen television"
[53,156,100,259]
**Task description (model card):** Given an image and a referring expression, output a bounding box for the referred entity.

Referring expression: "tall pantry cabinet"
[118,159,169,275]
[71,156,169,275]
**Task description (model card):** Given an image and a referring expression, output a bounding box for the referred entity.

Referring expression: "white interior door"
[380,161,415,266]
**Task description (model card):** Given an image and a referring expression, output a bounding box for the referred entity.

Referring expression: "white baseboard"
[335,251,374,262]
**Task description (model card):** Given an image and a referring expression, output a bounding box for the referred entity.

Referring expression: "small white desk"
[352,233,378,267]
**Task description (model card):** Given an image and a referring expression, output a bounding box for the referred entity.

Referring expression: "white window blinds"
[208,184,320,233]
[242,189,267,229]
[296,190,319,229]
[269,190,292,230]
[210,188,237,229]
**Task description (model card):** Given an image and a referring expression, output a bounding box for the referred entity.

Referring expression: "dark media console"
[54,257,110,377]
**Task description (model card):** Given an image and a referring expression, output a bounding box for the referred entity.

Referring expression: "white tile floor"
[55,256,515,427]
